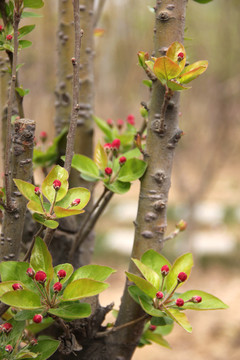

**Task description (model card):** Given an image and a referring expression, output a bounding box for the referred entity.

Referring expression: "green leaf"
[68,154,101,181]
[27,200,50,214]
[144,330,171,348]
[104,180,131,194]
[62,279,109,301]
[26,317,54,334]
[32,213,59,229]
[121,148,142,159]
[125,272,158,298]
[0,290,42,309]
[128,285,152,306]
[3,43,14,52]
[22,11,43,17]
[165,253,193,293]
[53,263,73,284]
[153,56,181,84]
[19,39,32,49]
[151,317,174,333]
[167,41,186,72]
[192,0,212,3]
[181,290,228,310]
[0,281,26,296]
[27,338,60,360]
[16,351,38,359]
[53,206,84,218]
[178,60,208,84]
[4,318,26,348]
[167,79,190,91]
[0,261,37,293]
[141,249,171,283]
[132,258,160,290]
[163,307,192,333]
[30,237,54,285]
[94,142,108,171]
[142,79,152,88]
[70,264,116,283]
[18,25,35,38]
[139,297,165,317]
[23,0,44,9]
[42,165,69,203]
[13,179,42,205]
[56,187,90,210]
[48,301,91,320]
[93,115,114,141]
[118,158,147,182]
[14,309,43,321]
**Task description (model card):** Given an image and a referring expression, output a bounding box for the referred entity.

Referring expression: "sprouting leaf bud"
[176,298,184,307]
[5,344,13,353]
[12,283,23,291]
[176,219,187,231]
[177,272,188,283]
[53,282,62,293]
[57,269,67,280]
[35,271,47,284]
[105,167,113,176]
[34,187,41,196]
[53,179,61,191]
[156,291,164,299]
[71,198,81,206]
[161,264,169,276]
[26,267,35,278]
[33,314,43,324]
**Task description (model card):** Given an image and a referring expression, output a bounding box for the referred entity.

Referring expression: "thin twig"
[4,3,21,210]
[69,190,113,260]
[64,0,83,174]
[69,186,108,259]
[163,228,180,242]
[23,225,45,262]
[95,314,150,338]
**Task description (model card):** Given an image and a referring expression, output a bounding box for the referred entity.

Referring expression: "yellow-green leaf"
[62,279,109,301]
[153,56,181,84]
[181,290,228,310]
[164,307,192,333]
[94,142,108,171]
[165,253,193,293]
[42,165,69,203]
[178,60,208,84]
[125,272,158,298]
[167,41,186,72]
[132,259,161,290]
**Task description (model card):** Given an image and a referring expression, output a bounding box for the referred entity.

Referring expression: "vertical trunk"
[105,1,187,359]
[0,118,35,261]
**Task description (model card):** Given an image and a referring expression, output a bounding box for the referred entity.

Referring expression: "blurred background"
[1,0,240,359]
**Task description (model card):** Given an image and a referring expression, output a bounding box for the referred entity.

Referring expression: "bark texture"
[0,118,35,261]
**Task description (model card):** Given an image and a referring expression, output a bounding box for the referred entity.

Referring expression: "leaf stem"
[23,225,45,262]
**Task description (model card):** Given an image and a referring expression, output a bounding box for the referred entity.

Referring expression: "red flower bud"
[191,296,202,304]
[2,323,13,334]
[119,156,127,165]
[33,314,43,324]
[111,139,121,150]
[5,344,13,353]
[161,264,169,276]
[0,25,3,32]
[156,291,164,299]
[6,34,12,40]
[149,325,157,331]
[53,282,62,293]
[35,271,47,284]
[12,283,23,291]
[40,131,47,142]
[176,219,187,231]
[105,167,112,176]
[127,114,135,126]
[107,118,113,127]
[53,179,61,190]
[104,143,112,153]
[177,52,184,61]
[176,298,184,307]
[26,267,35,278]
[34,187,41,196]
[117,119,124,129]
[57,269,67,280]
[71,198,81,206]
[30,338,38,346]
[177,272,188,283]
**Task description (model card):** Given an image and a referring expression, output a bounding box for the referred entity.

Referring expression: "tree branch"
[64,0,83,174]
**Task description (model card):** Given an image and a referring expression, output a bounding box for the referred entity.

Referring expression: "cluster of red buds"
[25,268,67,324]
[103,138,128,179]
[152,267,202,310]
[106,114,136,130]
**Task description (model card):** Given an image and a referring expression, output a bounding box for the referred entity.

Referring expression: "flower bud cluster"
[106,114,136,130]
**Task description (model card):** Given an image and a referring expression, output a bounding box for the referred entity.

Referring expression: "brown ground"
[99,264,240,360]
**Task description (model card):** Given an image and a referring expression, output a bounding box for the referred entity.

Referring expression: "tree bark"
[0,118,35,261]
